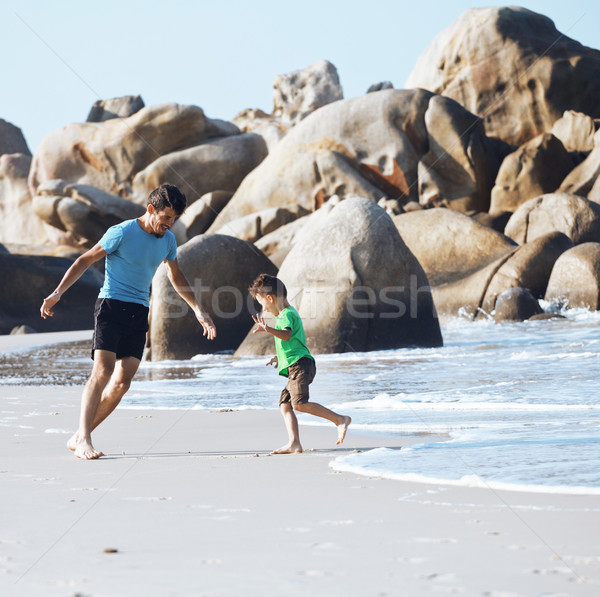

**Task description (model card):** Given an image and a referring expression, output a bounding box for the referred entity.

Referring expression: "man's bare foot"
[270,442,303,455]
[74,439,103,460]
[336,416,351,445]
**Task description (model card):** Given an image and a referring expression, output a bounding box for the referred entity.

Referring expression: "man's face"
[148,205,178,237]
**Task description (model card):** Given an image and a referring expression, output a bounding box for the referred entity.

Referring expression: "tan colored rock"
[545,243,600,310]
[481,232,573,314]
[392,208,516,286]
[406,7,600,146]
[236,197,443,356]
[28,103,239,198]
[272,60,343,126]
[211,89,500,229]
[489,133,573,215]
[86,95,145,122]
[551,110,597,153]
[148,234,277,360]
[433,232,572,317]
[559,137,600,197]
[0,153,50,245]
[232,109,288,152]
[130,132,267,205]
[418,95,499,211]
[213,204,309,243]
[493,287,543,322]
[32,182,145,249]
[504,193,600,245]
[170,191,233,244]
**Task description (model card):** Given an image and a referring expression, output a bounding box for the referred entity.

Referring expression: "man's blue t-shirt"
[98,219,177,307]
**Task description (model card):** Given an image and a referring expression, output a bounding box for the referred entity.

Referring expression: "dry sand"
[1,332,599,596]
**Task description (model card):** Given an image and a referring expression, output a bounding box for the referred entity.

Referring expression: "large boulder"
[272,60,343,126]
[0,153,50,245]
[28,103,239,198]
[130,132,268,205]
[213,204,309,243]
[0,253,103,334]
[148,234,277,360]
[489,133,573,214]
[252,199,342,268]
[405,7,600,146]
[545,243,600,310]
[0,119,30,156]
[170,191,233,244]
[86,95,145,122]
[551,110,597,153]
[480,232,573,313]
[211,89,500,229]
[32,181,145,249]
[504,193,600,245]
[236,197,443,356]
[392,208,516,286]
[432,232,572,317]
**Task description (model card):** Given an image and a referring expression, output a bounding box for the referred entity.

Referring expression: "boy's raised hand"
[252,314,269,334]
[266,356,278,368]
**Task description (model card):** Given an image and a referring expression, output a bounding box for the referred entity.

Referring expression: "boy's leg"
[68,349,116,459]
[271,402,303,454]
[293,402,351,445]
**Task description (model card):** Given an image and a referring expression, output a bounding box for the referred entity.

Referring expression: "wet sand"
[1,332,599,596]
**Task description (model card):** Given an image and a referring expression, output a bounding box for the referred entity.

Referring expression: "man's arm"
[40,243,107,319]
[164,259,216,340]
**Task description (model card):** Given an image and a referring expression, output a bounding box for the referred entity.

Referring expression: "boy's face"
[254,292,277,315]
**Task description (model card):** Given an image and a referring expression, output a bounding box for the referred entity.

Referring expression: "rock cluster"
[2,7,600,358]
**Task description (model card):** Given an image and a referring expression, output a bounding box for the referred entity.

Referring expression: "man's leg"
[271,402,303,454]
[68,349,116,459]
[293,402,351,445]
[91,356,141,431]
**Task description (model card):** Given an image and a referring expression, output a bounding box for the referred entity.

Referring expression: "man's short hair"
[249,273,287,298]
[148,184,187,216]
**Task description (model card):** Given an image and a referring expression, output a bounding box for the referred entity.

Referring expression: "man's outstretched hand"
[40,292,61,319]
[196,310,217,340]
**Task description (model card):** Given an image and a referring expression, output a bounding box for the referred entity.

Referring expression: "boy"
[249,273,351,454]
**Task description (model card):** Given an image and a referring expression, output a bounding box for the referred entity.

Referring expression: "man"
[40,184,216,460]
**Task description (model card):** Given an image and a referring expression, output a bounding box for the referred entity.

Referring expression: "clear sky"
[1,0,598,152]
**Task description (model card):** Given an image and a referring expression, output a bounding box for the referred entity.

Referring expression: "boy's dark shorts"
[279,357,316,406]
[91,298,149,361]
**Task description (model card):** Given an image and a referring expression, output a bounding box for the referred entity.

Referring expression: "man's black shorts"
[91,298,149,361]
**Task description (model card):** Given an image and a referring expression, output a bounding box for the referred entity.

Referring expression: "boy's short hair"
[148,183,187,216]
[249,273,287,298]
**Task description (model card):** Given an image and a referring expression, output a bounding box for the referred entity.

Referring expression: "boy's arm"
[40,243,107,319]
[164,259,216,340]
[251,315,291,341]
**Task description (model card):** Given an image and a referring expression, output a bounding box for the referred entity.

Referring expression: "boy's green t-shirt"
[275,306,314,376]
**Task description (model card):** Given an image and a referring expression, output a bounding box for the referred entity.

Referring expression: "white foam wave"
[330,453,600,496]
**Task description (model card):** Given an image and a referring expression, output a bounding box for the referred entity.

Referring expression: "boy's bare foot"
[67,433,79,451]
[74,439,103,460]
[336,416,351,445]
[271,442,303,455]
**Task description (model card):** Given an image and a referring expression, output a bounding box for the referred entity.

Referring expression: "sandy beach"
[1,332,599,596]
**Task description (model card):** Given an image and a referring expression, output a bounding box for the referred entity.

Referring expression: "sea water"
[2,306,599,495]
